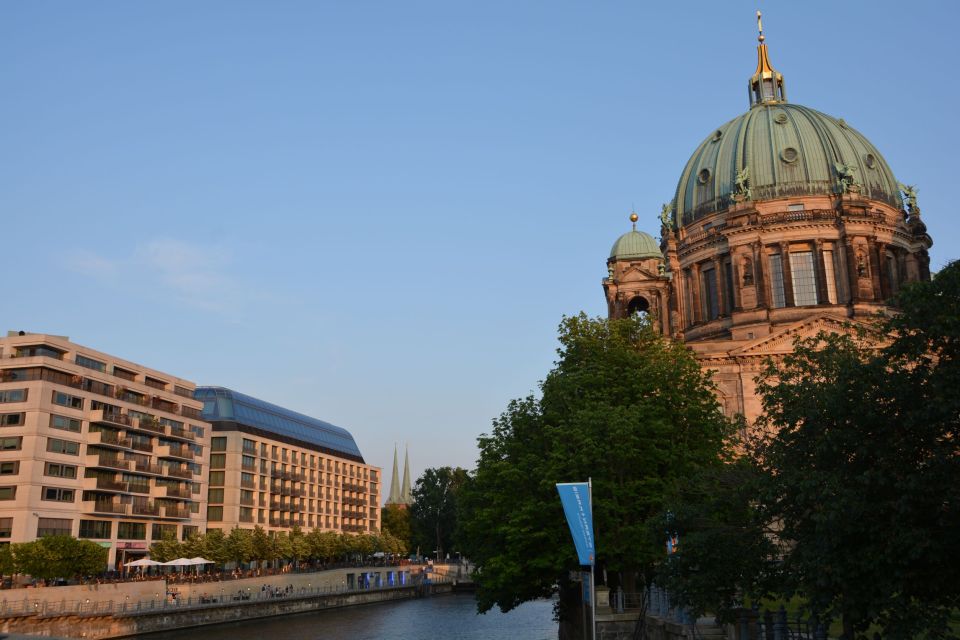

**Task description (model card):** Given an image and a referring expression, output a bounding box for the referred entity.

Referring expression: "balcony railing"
[90,500,128,515]
[165,485,192,499]
[87,454,132,472]
[163,506,191,519]
[167,466,192,479]
[89,410,133,427]
[131,502,160,516]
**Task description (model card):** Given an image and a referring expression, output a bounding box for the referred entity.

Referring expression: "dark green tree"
[225,527,254,567]
[251,526,272,566]
[409,466,469,560]
[459,314,731,616]
[149,532,183,562]
[753,260,960,639]
[380,504,412,548]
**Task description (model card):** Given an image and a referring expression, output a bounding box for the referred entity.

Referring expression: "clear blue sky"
[2,1,956,488]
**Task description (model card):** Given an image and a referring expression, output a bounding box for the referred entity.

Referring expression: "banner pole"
[589,476,596,640]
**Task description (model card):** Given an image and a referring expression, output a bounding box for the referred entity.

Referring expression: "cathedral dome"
[673,103,901,226]
[609,229,661,260]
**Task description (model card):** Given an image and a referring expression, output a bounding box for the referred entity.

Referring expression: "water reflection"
[146,593,557,640]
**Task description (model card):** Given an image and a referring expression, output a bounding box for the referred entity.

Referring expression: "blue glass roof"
[194,386,364,461]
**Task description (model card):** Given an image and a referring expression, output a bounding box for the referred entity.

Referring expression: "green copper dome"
[673,102,901,227]
[609,230,662,260]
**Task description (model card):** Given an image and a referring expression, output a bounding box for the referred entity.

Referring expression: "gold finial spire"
[748,10,786,106]
[629,211,638,231]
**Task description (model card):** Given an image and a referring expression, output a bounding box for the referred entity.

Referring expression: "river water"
[146,593,557,640]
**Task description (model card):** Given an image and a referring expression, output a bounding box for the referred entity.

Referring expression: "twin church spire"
[386,445,413,507]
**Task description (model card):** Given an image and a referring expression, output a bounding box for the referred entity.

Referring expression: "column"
[814,239,829,305]
[753,242,767,308]
[779,242,795,307]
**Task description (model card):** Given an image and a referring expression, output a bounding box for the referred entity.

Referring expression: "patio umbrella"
[189,557,215,565]
[125,558,161,567]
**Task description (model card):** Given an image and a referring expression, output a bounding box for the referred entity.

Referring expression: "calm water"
[145,593,558,640]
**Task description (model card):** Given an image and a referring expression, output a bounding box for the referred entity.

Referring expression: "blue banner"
[556,482,595,566]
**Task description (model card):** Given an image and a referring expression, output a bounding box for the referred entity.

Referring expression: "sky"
[2,1,957,490]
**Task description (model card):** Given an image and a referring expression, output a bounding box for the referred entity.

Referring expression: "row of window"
[213,437,376,482]
[0,517,199,541]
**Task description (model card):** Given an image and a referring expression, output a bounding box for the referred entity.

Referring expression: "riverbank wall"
[0,564,458,639]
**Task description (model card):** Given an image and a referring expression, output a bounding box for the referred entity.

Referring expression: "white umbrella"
[189,557,215,565]
[126,558,161,567]
[162,558,194,566]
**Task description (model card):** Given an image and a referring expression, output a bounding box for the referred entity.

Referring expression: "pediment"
[729,314,878,357]
[620,265,662,282]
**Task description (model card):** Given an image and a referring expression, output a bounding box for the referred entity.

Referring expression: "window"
[50,414,82,433]
[182,525,198,541]
[121,473,150,493]
[724,261,735,315]
[207,506,223,521]
[37,518,72,537]
[43,462,77,478]
[118,522,146,540]
[242,455,255,470]
[701,268,719,320]
[52,391,83,410]
[239,507,253,522]
[887,254,900,294]
[46,438,80,455]
[208,488,224,503]
[209,454,226,469]
[75,355,106,372]
[209,471,225,486]
[0,487,14,500]
[42,487,75,502]
[787,203,805,212]
[0,518,11,538]
[823,250,838,304]
[0,413,23,427]
[211,437,227,452]
[769,253,786,308]
[79,520,111,539]
[112,366,136,381]
[242,438,256,454]
[0,389,26,404]
[0,462,18,475]
[0,437,22,451]
[151,524,176,540]
[790,251,819,306]
[14,345,64,359]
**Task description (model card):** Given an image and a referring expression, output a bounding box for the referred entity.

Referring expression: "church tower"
[385,444,414,508]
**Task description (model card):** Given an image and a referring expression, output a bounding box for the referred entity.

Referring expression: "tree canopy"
[409,466,469,560]
[749,260,960,639]
[459,314,732,615]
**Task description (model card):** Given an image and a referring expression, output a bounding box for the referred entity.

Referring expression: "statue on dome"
[659,202,673,230]
[834,162,861,194]
[734,166,752,201]
[898,183,919,215]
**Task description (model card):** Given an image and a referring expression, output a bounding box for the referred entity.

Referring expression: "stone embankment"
[0,564,466,639]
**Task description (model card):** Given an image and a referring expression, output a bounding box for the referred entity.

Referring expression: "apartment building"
[0,332,209,569]
[196,387,380,535]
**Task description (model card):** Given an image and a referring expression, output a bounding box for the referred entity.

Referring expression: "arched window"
[627,296,650,318]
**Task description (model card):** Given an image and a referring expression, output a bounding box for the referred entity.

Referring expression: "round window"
[698,168,712,184]
[774,112,788,124]
[780,147,799,163]
[864,153,877,169]
[712,130,723,142]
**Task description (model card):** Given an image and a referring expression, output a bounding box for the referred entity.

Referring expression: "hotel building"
[196,387,381,535]
[0,332,209,569]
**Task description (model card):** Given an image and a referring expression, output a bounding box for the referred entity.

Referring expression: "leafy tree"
[0,544,14,576]
[753,261,960,639]
[460,314,731,617]
[225,527,254,567]
[149,533,183,562]
[272,531,292,565]
[289,526,310,565]
[651,458,778,623]
[251,526,272,565]
[410,466,469,560]
[307,530,339,563]
[380,504,412,548]
[197,528,229,566]
[13,537,107,580]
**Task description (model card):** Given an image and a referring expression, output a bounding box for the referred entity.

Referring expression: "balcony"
[83,476,128,493]
[163,505,191,519]
[135,417,166,435]
[86,453,132,472]
[89,430,133,450]
[167,425,196,442]
[157,444,194,461]
[240,478,256,489]
[167,466,193,480]
[132,461,166,476]
[164,485,192,499]
[240,496,255,507]
[88,499,128,515]
[129,440,153,453]
[131,502,160,516]
[88,410,133,428]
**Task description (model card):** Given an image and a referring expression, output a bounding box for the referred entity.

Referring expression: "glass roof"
[194,386,363,460]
